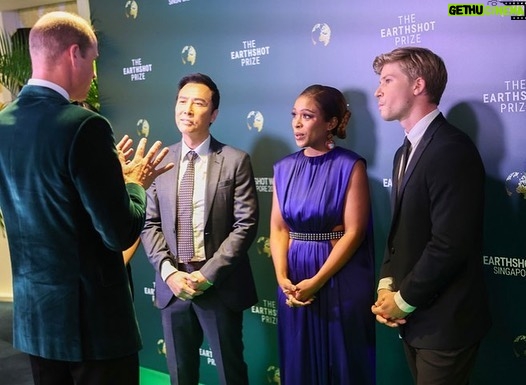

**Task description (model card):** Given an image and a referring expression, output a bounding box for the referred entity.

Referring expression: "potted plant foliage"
[0,28,31,101]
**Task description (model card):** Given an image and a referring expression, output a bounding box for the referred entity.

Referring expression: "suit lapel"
[204,137,223,226]
[169,144,182,224]
[392,114,445,213]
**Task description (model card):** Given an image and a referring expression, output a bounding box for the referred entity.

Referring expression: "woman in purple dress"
[270,85,375,385]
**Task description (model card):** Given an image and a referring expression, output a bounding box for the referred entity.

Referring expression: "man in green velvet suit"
[0,11,173,385]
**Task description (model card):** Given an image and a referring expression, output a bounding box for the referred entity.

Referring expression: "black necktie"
[397,137,411,196]
[177,151,198,263]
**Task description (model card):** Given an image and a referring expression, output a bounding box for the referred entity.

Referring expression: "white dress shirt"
[161,136,210,281]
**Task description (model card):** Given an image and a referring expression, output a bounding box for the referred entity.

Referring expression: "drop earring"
[325,132,335,150]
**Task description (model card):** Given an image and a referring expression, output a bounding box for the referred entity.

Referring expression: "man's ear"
[210,109,219,125]
[68,44,81,67]
[413,77,426,96]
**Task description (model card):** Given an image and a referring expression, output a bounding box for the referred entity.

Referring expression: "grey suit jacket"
[381,113,491,349]
[141,136,258,312]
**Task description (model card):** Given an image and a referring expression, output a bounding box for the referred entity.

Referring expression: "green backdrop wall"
[88,1,526,384]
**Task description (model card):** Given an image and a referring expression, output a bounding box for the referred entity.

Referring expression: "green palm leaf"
[0,29,31,97]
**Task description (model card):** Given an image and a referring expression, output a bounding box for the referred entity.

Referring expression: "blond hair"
[373,46,448,105]
[29,11,96,65]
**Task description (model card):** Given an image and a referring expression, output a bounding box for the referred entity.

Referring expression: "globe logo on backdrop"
[505,171,526,198]
[125,0,139,19]
[136,119,150,138]
[513,335,526,358]
[311,23,331,46]
[256,236,271,258]
[182,45,197,65]
[247,111,264,132]
[266,365,281,384]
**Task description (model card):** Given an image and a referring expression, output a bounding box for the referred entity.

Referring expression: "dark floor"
[0,301,33,385]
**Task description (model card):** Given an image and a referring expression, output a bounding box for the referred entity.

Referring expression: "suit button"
[390,247,395,254]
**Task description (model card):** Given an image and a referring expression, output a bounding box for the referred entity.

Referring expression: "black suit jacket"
[141,137,259,312]
[381,113,491,349]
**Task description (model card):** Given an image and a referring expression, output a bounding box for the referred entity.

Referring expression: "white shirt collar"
[181,135,211,162]
[406,109,440,148]
[27,79,70,101]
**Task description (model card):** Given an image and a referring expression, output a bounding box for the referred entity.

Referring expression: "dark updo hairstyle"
[299,84,351,139]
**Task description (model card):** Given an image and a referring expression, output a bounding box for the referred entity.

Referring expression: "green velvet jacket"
[0,85,143,361]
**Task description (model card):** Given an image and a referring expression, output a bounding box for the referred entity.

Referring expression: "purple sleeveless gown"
[273,147,375,385]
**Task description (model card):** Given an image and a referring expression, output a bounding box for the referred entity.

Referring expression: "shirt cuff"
[377,277,394,292]
[161,259,178,281]
[394,291,416,314]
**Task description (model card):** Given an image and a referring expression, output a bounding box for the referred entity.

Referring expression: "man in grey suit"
[141,73,259,385]
[371,47,491,385]
[0,11,173,385]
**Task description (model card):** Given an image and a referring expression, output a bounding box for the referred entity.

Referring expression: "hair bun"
[336,110,351,139]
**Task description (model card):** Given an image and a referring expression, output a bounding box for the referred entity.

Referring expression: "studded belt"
[289,231,344,241]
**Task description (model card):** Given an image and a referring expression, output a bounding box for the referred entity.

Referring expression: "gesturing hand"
[116,135,134,165]
[117,135,174,189]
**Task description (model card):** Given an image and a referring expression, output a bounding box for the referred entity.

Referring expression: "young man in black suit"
[371,47,491,385]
